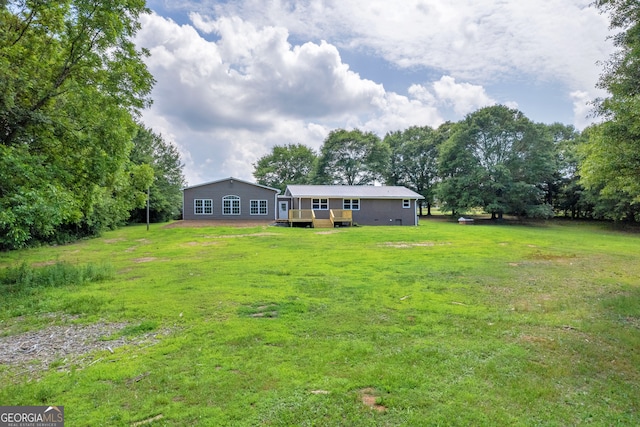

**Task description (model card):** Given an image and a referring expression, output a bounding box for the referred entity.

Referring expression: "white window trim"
[250,199,268,215]
[343,199,360,210]
[312,198,328,210]
[402,199,411,209]
[194,199,213,215]
[223,195,241,215]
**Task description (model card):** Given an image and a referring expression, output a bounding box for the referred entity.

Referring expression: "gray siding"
[354,199,417,226]
[183,179,278,220]
[291,197,418,226]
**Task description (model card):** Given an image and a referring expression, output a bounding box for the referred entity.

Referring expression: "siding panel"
[183,179,278,220]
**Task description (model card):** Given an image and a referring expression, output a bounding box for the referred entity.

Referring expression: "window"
[250,200,268,215]
[223,195,240,215]
[194,199,213,215]
[402,199,411,209]
[343,199,360,210]
[312,198,328,210]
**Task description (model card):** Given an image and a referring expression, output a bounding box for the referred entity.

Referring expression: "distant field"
[1,220,639,426]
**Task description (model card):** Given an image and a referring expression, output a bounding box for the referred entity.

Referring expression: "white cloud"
[206,0,612,126]
[209,0,611,87]
[431,76,496,116]
[570,90,598,130]
[363,92,444,135]
[136,2,613,183]
[136,13,471,183]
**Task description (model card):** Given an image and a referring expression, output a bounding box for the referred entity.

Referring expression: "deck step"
[313,219,334,228]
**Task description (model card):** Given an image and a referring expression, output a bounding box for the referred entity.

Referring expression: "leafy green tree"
[253,143,317,192]
[541,123,584,216]
[0,0,154,249]
[129,126,186,223]
[383,125,446,215]
[315,129,389,185]
[579,0,640,219]
[581,124,640,221]
[438,105,555,219]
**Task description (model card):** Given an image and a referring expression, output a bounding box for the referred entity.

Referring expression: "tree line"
[2,0,638,249]
[253,104,637,222]
[1,1,185,250]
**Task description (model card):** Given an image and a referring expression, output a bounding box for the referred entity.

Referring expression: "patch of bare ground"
[359,388,387,412]
[164,220,275,228]
[516,324,593,348]
[379,241,451,248]
[132,257,157,263]
[0,317,170,376]
[182,241,220,247]
[131,414,164,427]
[528,252,577,264]
[130,257,172,263]
[104,238,126,244]
[211,232,279,239]
[315,230,342,235]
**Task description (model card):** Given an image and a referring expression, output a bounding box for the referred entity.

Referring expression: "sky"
[136,0,614,186]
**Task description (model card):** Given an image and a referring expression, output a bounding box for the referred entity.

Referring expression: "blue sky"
[137,0,613,185]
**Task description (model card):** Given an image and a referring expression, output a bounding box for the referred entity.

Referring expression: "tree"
[540,123,585,216]
[579,0,640,219]
[129,125,186,223]
[1,1,153,145]
[0,1,154,249]
[383,125,446,215]
[253,143,317,192]
[580,124,640,221]
[438,105,555,219]
[315,129,389,185]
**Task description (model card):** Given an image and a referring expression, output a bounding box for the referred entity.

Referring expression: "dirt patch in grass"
[131,414,164,426]
[0,319,168,375]
[240,303,281,318]
[185,241,220,245]
[528,252,577,264]
[164,220,275,228]
[132,257,157,263]
[380,241,451,248]
[212,232,279,239]
[104,238,126,244]
[359,388,387,412]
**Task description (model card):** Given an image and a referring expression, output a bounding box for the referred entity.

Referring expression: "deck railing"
[330,209,353,226]
[288,209,315,221]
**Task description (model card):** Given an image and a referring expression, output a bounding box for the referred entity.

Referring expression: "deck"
[287,209,353,228]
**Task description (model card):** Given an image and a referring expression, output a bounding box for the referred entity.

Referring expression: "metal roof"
[286,185,424,199]
[182,177,280,193]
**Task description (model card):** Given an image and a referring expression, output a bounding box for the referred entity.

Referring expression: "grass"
[0,220,639,425]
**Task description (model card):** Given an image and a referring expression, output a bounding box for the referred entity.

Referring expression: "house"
[278,185,424,227]
[182,177,280,221]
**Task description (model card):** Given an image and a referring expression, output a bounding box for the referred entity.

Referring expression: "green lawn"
[1,220,639,426]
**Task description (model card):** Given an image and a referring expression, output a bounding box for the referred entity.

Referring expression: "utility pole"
[146,186,150,231]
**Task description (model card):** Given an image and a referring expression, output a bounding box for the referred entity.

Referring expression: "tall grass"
[0,261,114,294]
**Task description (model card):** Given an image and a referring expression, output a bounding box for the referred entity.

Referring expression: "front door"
[278,200,289,220]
